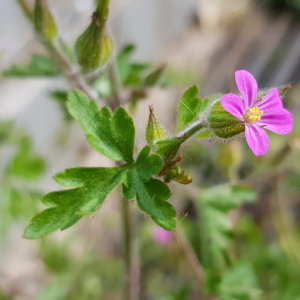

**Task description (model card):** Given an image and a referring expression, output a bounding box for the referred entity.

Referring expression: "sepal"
[208,101,245,139]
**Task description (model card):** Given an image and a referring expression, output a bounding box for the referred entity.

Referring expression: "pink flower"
[221,70,293,156]
[153,226,173,245]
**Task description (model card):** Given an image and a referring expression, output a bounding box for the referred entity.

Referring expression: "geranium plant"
[0,0,297,299]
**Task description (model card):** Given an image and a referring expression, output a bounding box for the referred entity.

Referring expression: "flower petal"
[235,70,258,108]
[259,108,293,135]
[245,124,270,156]
[220,93,246,120]
[256,88,293,134]
[256,88,283,111]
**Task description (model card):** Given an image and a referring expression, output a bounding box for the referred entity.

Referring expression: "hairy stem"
[180,120,204,138]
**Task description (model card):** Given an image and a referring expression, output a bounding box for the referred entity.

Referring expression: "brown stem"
[176,226,205,289]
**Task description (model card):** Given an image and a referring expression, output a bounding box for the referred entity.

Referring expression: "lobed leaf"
[122,146,177,231]
[67,90,135,162]
[7,137,46,180]
[198,184,257,292]
[219,263,263,300]
[24,165,130,239]
[178,85,209,130]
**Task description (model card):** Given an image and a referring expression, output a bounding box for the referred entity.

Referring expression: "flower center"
[243,106,263,123]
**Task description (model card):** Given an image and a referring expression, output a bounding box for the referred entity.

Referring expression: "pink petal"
[221,93,246,120]
[245,124,270,156]
[256,87,293,134]
[256,88,283,111]
[235,70,258,108]
[258,108,293,135]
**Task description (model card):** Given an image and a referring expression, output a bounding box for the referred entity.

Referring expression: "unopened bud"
[164,165,192,185]
[75,11,114,72]
[146,106,165,145]
[154,134,189,162]
[34,0,57,43]
[208,101,245,139]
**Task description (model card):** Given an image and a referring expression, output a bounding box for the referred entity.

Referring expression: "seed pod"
[208,101,245,139]
[75,11,114,72]
[146,106,165,145]
[34,0,57,43]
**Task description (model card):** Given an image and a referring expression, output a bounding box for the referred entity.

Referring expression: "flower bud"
[154,134,189,162]
[208,101,245,139]
[34,0,57,43]
[163,165,192,185]
[146,106,165,145]
[75,11,114,72]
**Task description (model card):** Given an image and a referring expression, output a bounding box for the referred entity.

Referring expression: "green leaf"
[67,90,135,162]
[2,54,61,77]
[200,184,257,212]
[122,146,177,231]
[178,85,209,130]
[116,44,135,84]
[24,165,130,239]
[144,65,166,86]
[50,90,72,121]
[124,63,150,86]
[219,263,263,300]
[7,137,46,180]
[198,184,257,293]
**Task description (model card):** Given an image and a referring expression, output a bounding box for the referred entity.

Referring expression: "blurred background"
[1,0,300,299]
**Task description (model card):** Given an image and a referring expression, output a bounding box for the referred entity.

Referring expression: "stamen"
[244,107,263,123]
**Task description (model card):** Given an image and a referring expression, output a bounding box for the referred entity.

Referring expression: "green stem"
[121,198,140,300]
[108,61,124,110]
[111,57,140,299]
[180,120,204,138]
[122,198,131,300]
[17,0,33,21]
